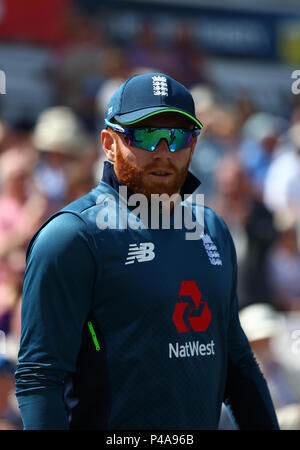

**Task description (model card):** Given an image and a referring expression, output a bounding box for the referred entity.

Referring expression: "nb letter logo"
[125,242,155,265]
[172,281,211,332]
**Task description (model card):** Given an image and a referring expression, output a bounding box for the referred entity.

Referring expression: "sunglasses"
[105,119,200,152]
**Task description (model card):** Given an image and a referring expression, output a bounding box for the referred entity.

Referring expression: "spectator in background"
[219,302,297,429]
[4,288,22,366]
[266,208,300,312]
[0,147,48,276]
[239,303,300,430]
[209,154,277,308]
[170,22,208,87]
[0,147,47,344]
[0,355,22,429]
[264,123,300,214]
[73,45,130,133]
[55,12,108,110]
[32,106,99,214]
[0,120,10,153]
[232,92,256,135]
[189,85,240,201]
[126,24,175,79]
[65,140,101,204]
[0,119,35,153]
[239,112,285,196]
[0,281,21,353]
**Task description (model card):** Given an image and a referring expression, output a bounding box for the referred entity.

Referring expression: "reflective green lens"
[131,128,193,152]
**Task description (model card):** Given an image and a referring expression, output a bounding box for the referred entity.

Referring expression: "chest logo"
[125,242,155,265]
[172,281,212,332]
[202,233,223,266]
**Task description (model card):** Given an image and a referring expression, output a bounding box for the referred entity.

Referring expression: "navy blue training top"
[15,162,279,430]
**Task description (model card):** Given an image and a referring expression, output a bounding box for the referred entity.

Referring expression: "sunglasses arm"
[104,119,127,133]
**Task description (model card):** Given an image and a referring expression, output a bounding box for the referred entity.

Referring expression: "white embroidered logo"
[152,76,168,96]
[202,234,223,266]
[125,242,155,265]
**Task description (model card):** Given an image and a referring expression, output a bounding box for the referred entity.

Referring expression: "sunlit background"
[0,0,300,430]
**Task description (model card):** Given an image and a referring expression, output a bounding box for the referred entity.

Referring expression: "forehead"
[129,112,194,128]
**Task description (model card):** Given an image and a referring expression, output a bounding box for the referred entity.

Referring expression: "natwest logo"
[172,281,211,332]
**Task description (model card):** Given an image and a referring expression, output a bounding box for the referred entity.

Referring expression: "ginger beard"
[113,139,190,199]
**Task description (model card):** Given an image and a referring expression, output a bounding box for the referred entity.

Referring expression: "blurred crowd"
[0,9,300,430]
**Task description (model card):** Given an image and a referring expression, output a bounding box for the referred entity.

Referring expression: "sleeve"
[15,212,98,430]
[223,226,280,430]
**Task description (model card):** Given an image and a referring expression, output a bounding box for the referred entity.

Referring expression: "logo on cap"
[152,76,168,97]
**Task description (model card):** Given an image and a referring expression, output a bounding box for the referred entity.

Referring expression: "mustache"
[144,162,178,173]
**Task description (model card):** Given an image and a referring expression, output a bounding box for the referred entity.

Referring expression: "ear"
[101,129,117,162]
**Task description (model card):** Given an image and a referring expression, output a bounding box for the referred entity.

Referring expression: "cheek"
[116,142,136,165]
[174,148,193,166]
[126,147,152,168]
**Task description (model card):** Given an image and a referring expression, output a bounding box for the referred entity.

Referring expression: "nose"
[152,138,172,157]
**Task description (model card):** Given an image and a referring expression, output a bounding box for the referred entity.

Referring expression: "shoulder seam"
[26,210,98,262]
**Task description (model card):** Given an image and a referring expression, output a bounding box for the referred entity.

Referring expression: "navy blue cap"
[105,72,203,129]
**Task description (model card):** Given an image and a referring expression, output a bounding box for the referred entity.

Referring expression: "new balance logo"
[125,242,155,265]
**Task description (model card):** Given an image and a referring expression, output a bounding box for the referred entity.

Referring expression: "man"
[15,73,279,430]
